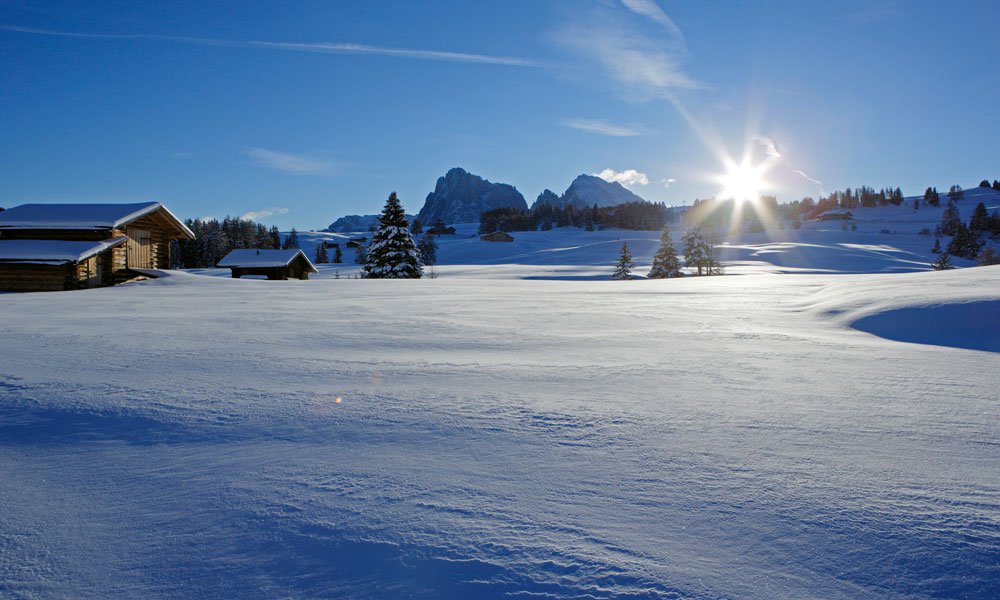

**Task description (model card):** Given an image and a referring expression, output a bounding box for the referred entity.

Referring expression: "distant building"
[218,248,318,280]
[480,231,514,242]
[817,210,854,221]
[427,224,456,235]
[346,237,368,248]
[0,202,194,292]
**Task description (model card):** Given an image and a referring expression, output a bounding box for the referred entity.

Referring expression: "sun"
[717,159,769,204]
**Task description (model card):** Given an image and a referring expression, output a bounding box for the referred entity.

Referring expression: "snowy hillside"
[1,266,998,598]
[289,186,999,279]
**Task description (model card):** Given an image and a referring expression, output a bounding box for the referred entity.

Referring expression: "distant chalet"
[0,202,194,292]
[480,231,514,242]
[218,249,318,280]
[817,210,854,221]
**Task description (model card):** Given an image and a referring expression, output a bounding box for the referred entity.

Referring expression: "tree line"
[479,201,677,235]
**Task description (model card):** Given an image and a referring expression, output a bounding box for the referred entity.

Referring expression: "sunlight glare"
[717,160,768,204]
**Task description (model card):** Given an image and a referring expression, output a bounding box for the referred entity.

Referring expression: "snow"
[2,189,999,598]
[0,202,192,236]
[0,237,127,264]
[2,260,999,598]
[217,248,318,271]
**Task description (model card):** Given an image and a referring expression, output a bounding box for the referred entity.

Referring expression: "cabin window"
[126,227,153,269]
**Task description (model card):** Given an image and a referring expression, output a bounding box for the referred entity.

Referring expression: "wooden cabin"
[817,210,854,221]
[218,248,318,280]
[0,202,194,292]
[480,231,514,242]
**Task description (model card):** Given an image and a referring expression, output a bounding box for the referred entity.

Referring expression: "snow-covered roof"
[217,249,318,272]
[0,202,195,238]
[0,237,128,264]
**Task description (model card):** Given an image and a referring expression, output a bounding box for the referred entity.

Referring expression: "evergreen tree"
[931,238,941,254]
[980,180,991,188]
[612,242,635,280]
[939,204,962,237]
[363,192,423,279]
[647,226,682,278]
[333,245,343,264]
[410,219,424,235]
[924,187,940,207]
[947,185,964,203]
[978,246,1000,266]
[947,223,983,259]
[994,180,1000,191]
[932,252,953,270]
[354,244,367,265]
[269,226,281,249]
[682,228,721,275]
[970,202,990,233]
[282,228,300,249]
[417,233,438,266]
[314,243,329,264]
[913,198,919,210]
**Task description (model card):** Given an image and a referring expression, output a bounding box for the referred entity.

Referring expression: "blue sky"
[1,0,998,228]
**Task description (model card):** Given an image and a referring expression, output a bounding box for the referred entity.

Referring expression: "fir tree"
[978,246,1000,266]
[682,228,721,275]
[362,192,423,279]
[980,180,991,188]
[947,223,983,259]
[939,204,962,237]
[994,180,1000,191]
[931,238,941,254]
[282,228,300,249]
[970,202,990,233]
[947,185,964,203]
[314,243,329,264]
[612,242,635,280]
[417,233,438,266]
[333,245,343,264]
[932,252,953,270]
[410,219,424,235]
[647,226,682,278]
[269,226,281,249]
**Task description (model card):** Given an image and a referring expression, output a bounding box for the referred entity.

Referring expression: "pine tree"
[980,180,991,188]
[932,252,953,270]
[333,245,343,264]
[269,226,281,249]
[947,185,964,203]
[994,180,1000,191]
[417,233,438,266]
[314,243,329,264]
[410,219,424,235]
[282,228,300,249]
[647,226,682,278]
[362,192,423,279]
[931,238,941,253]
[977,246,1000,266]
[612,242,634,280]
[940,204,962,237]
[970,202,990,233]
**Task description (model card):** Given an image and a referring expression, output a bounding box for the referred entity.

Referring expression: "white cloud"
[241,207,289,221]
[792,170,823,187]
[561,118,643,137]
[595,168,650,187]
[554,4,697,100]
[661,177,677,189]
[619,0,687,48]
[0,25,537,67]
[246,148,336,175]
[754,136,782,159]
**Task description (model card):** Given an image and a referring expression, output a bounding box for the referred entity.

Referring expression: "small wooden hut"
[480,231,514,242]
[218,249,318,280]
[0,202,194,292]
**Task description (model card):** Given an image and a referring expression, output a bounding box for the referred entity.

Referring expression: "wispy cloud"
[246,148,336,175]
[792,170,823,187]
[554,2,697,100]
[595,168,649,187]
[619,0,686,49]
[0,25,538,66]
[561,118,644,137]
[754,136,782,159]
[241,207,289,221]
[661,177,677,189]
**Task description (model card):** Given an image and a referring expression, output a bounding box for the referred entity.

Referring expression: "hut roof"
[217,249,318,272]
[0,237,128,265]
[0,202,194,237]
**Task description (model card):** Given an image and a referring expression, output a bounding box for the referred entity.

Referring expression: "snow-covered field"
[2,255,999,598]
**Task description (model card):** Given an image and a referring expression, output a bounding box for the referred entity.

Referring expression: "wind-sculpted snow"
[1,269,999,598]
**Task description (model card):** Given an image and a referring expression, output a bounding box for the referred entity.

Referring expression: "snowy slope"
[1,267,999,598]
[287,187,999,279]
